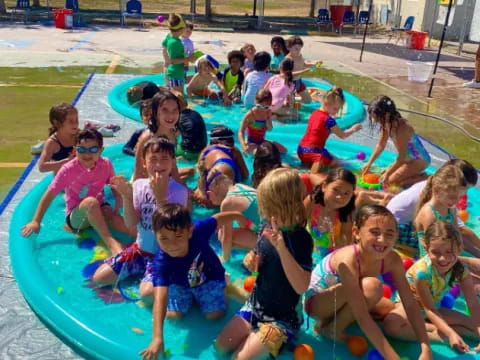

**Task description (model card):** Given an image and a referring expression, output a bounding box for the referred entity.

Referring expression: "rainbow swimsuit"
[306,204,341,263]
[247,119,267,145]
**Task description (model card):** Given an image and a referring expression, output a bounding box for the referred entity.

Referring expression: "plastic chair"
[65,0,79,12]
[389,16,415,44]
[10,0,31,24]
[339,10,355,34]
[122,0,143,28]
[315,8,333,31]
[356,10,372,33]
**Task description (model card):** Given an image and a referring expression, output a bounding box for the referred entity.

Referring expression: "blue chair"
[339,10,355,34]
[10,0,31,23]
[122,0,143,28]
[65,0,79,12]
[315,9,333,31]
[389,16,415,44]
[356,10,372,33]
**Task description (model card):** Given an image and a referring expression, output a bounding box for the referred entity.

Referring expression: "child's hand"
[223,96,232,106]
[139,338,165,360]
[150,171,169,202]
[361,164,371,176]
[241,144,249,154]
[352,123,362,132]
[448,332,469,353]
[243,250,258,272]
[110,176,132,198]
[473,343,480,353]
[21,221,40,237]
[262,217,285,250]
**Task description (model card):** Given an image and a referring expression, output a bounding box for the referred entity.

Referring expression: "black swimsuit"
[51,134,73,161]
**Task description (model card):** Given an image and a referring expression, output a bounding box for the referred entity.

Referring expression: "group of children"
[20,12,480,360]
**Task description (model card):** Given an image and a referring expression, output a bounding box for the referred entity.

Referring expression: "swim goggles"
[255,104,270,110]
[76,145,100,154]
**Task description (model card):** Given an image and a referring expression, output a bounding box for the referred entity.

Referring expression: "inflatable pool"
[107,74,366,130]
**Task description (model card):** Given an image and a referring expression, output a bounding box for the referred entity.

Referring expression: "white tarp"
[470,0,480,41]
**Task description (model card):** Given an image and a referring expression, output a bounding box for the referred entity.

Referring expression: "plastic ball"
[293,344,314,360]
[347,336,368,357]
[382,272,396,292]
[363,173,380,184]
[367,349,384,360]
[157,15,165,23]
[243,276,256,293]
[440,293,455,309]
[356,152,366,161]
[449,284,461,298]
[458,210,469,222]
[402,257,414,271]
[382,284,392,299]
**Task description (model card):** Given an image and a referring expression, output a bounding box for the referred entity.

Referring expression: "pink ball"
[157,15,165,23]
[356,151,366,161]
[450,284,461,298]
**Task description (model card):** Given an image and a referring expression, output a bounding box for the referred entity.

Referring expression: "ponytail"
[279,58,294,86]
[415,175,434,218]
[450,260,465,287]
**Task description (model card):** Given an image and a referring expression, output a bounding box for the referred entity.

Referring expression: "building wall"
[399,0,427,31]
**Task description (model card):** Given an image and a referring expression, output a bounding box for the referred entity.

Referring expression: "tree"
[309,0,315,17]
[205,0,211,19]
[0,0,6,14]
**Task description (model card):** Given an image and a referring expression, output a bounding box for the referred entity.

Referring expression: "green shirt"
[162,33,185,80]
[270,54,285,71]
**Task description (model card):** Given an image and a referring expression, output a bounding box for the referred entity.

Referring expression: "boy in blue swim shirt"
[140,203,245,359]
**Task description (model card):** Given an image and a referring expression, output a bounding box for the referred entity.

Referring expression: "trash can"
[330,5,352,28]
[53,9,73,29]
[407,31,428,50]
[406,61,434,82]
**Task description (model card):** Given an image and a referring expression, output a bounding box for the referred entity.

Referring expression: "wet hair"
[443,158,478,186]
[153,203,192,233]
[168,13,184,31]
[257,168,306,227]
[279,58,294,85]
[197,57,214,72]
[252,141,282,188]
[424,221,465,287]
[253,51,271,71]
[270,36,288,55]
[127,82,159,105]
[185,20,194,30]
[149,91,181,134]
[140,98,153,117]
[286,35,304,48]
[324,87,345,106]
[209,125,235,147]
[227,50,245,66]
[415,165,467,216]
[76,128,103,148]
[255,89,272,105]
[49,103,77,136]
[368,95,403,137]
[354,204,398,229]
[310,167,356,223]
[142,135,175,160]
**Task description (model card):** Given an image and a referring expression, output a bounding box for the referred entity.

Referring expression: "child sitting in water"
[140,204,245,359]
[38,103,78,174]
[187,57,230,105]
[127,81,159,105]
[123,99,152,156]
[176,108,207,161]
[22,129,132,255]
[263,58,296,121]
[93,137,189,301]
[362,95,431,187]
[223,50,245,103]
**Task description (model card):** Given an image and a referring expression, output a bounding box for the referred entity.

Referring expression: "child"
[303,167,356,261]
[216,168,314,359]
[270,36,288,72]
[241,43,256,75]
[362,95,431,187]
[93,137,189,301]
[123,99,152,156]
[162,13,194,93]
[384,221,480,353]
[223,50,245,103]
[38,103,78,173]
[242,51,271,107]
[127,81,160,105]
[176,108,207,161]
[305,205,432,359]
[22,129,131,255]
[264,58,295,120]
[297,87,362,173]
[251,140,283,188]
[187,57,230,105]
[140,204,245,359]
[414,165,467,256]
[238,89,286,154]
[285,35,320,104]
[181,20,195,61]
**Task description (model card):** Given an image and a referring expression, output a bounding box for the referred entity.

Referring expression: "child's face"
[141,108,152,125]
[255,99,272,111]
[322,180,354,210]
[243,45,256,59]
[156,226,193,257]
[271,41,282,56]
[435,187,466,208]
[59,111,79,135]
[76,138,102,169]
[198,62,213,75]
[355,215,398,259]
[288,44,302,57]
[229,57,242,73]
[144,149,173,178]
[183,27,192,38]
[324,99,343,116]
[427,238,460,275]
[157,99,179,130]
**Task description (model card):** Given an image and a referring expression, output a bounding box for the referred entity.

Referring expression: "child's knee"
[166,311,183,320]
[139,282,153,298]
[361,277,383,304]
[79,196,101,210]
[383,312,407,335]
[205,310,225,320]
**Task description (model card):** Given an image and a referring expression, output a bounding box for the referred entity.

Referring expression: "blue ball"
[441,293,455,309]
[368,349,384,360]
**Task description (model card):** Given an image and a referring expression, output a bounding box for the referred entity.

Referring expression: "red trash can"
[407,31,428,50]
[64,9,73,29]
[53,9,73,29]
[330,5,353,28]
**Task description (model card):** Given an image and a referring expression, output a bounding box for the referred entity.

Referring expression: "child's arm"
[263,217,311,294]
[38,138,73,173]
[219,197,239,262]
[21,190,56,236]
[213,75,231,105]
[362,128,389,176]
[186,73,200,99]
[133,132,151,181]
[213,210,246,229]
[238,112,252,153]
[110,176,139,228]
[265,111,273,131]
[291,68,311,77]
[459,273,480,351]
[139,286,168,360]
[330,123,362,139]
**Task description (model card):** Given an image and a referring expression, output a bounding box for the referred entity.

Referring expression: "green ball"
[400,357,410,360]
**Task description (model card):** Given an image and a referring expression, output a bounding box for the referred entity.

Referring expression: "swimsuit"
[417,204,455,257]
[226,184,261,232]
[306,204,341,261]
[247,119,267,145]
[299,172,313,194]
[406,134,431,163]
[51,134,73,161]
[201,145,242,194]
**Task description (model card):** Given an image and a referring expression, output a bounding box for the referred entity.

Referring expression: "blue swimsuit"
[201,145,242,193]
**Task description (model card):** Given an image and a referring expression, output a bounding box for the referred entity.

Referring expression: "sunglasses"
[255,104,270,110]
[76,146,100,154]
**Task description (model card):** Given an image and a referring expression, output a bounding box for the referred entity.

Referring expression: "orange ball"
[243,276,256,293]
[363,173,380,184]
[293,344,314,360]
[347,335,368,357]
[458,210,469,222]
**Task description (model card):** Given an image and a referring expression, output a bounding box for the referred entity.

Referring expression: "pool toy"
[131,327,144,335]
[458,210,469,222]
[449,284,460,298]
[243,275,256,293]
[347,336,368,357]
[195,54,220,76]
[193,50,204,59]
[293,344,314,360]
[357,173,383,190]
[367,349,384,360]
[356,151,366,161]
[157,15,165,23]
[402,257,414,271]
[382,284,392,299]
[440,293,455,309]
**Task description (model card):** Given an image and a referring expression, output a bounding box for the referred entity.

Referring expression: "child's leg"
[215,315,253,354]
[179,167,195,181]
[92,263,118,286]
[355,190,394,208]
[101,205,136,238]
[306,283,349,321]
[233,331,271,360]
[165,284,194,320]
[231,228,257,250]
[311,160,328,174]
[439,307,480,339]
[194,280,227,320]
[69,197,123,254]
[139,281,154,306]
[298,89,312,104]
[386,159,428,187]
